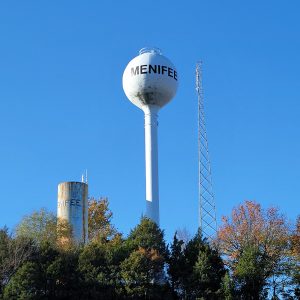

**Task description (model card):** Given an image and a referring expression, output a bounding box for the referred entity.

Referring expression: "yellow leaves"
[88,197,117,242]
[137,247,163,264]
[56,218,74,250]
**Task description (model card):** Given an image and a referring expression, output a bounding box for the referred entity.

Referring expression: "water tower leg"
[143,105,160,225]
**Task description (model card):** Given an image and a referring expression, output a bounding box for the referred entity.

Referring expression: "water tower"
[122,47,178,225]
[57,181,88,243]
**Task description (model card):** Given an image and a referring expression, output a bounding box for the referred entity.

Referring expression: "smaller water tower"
[57,181,88,243]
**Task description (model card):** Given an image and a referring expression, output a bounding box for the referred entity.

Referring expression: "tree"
[192,243,226,299]
[78,236,129,299]
[168,232,185,298]
[221,272,234,300]
[180,231,226,299]
[217,200,290,299]
[0,227,10,294]
[127,217,167,256]
[46,249,81,298]
[88,197,117,242]
[78,242,108,299]
[3,241,81,299]
[168,230,226,299]
[0,228,33,296]
[121,217,170,299]
[120,247,170,299]
[234,244,268,298]
[3,261,43,300]
[56,218,74,250]
[16,208,57,245]
[16,208,73,250]
[287,216,300,299]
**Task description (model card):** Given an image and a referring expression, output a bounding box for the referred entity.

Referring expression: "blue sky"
[0,1,299,241]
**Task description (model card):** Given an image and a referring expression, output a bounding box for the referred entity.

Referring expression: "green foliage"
[16,208,57,246]
[184,231,226,299]
[168,230,226,299]
[78,235,130,299]
[121,248,156,298]
[0,227,10,294]
[221,272,234,300]
[168,232,185,296]
[192,244,225,299]
[46,250,81,298]
[291,217,300,291]
[0,228,33,297]
[122,217,171,299]
[217,201,291,299]
[3,261,43,300]
[3,242,81,299]
[127,217,167,256]
[0,199,298,299]
[234,245,267,299]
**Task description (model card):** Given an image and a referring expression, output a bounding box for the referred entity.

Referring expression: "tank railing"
[139,47,162,55]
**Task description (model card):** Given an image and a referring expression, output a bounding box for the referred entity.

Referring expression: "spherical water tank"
[122,47,178,110]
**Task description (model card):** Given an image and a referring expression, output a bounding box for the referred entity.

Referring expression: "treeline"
[0,199,299,299]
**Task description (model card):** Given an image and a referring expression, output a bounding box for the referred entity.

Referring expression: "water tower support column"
[143,105,159,225]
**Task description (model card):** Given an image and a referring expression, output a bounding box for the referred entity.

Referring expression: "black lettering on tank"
[149,64,157,74]
[174,70,177,81]
[162,66,167,74]
[131,64,177,80]
[131,66,139,76]
[140,65,147,74]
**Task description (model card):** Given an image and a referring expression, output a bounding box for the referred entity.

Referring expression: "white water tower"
[122,47,178,225]
[57,181,88,243]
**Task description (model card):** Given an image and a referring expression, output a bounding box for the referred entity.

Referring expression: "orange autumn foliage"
[137,247,164,264]
[216,201,289,269]
[290,216,300,260]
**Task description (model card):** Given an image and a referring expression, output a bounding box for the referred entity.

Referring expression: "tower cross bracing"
[196,62,217,240]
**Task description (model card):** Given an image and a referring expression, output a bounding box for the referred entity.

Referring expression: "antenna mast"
[196,62,217,240]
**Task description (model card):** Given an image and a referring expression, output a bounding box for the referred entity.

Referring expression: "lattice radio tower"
[196,62,217,240]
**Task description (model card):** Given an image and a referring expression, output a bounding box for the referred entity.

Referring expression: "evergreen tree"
[3,261,43,300]
[3,242,81,299]
[78,242,111,299]
[121,217,171,299]
[167,232,185,298]
[221,272,234,300]
[120,247,170,299]
[78,235,129,299]
[127,217,167,256]
[182,231,226,299]
[168,230,226,299]
[0,227,10,295]
[192,243,226,299]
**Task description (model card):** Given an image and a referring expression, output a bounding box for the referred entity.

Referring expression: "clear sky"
[0,1,299,242]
